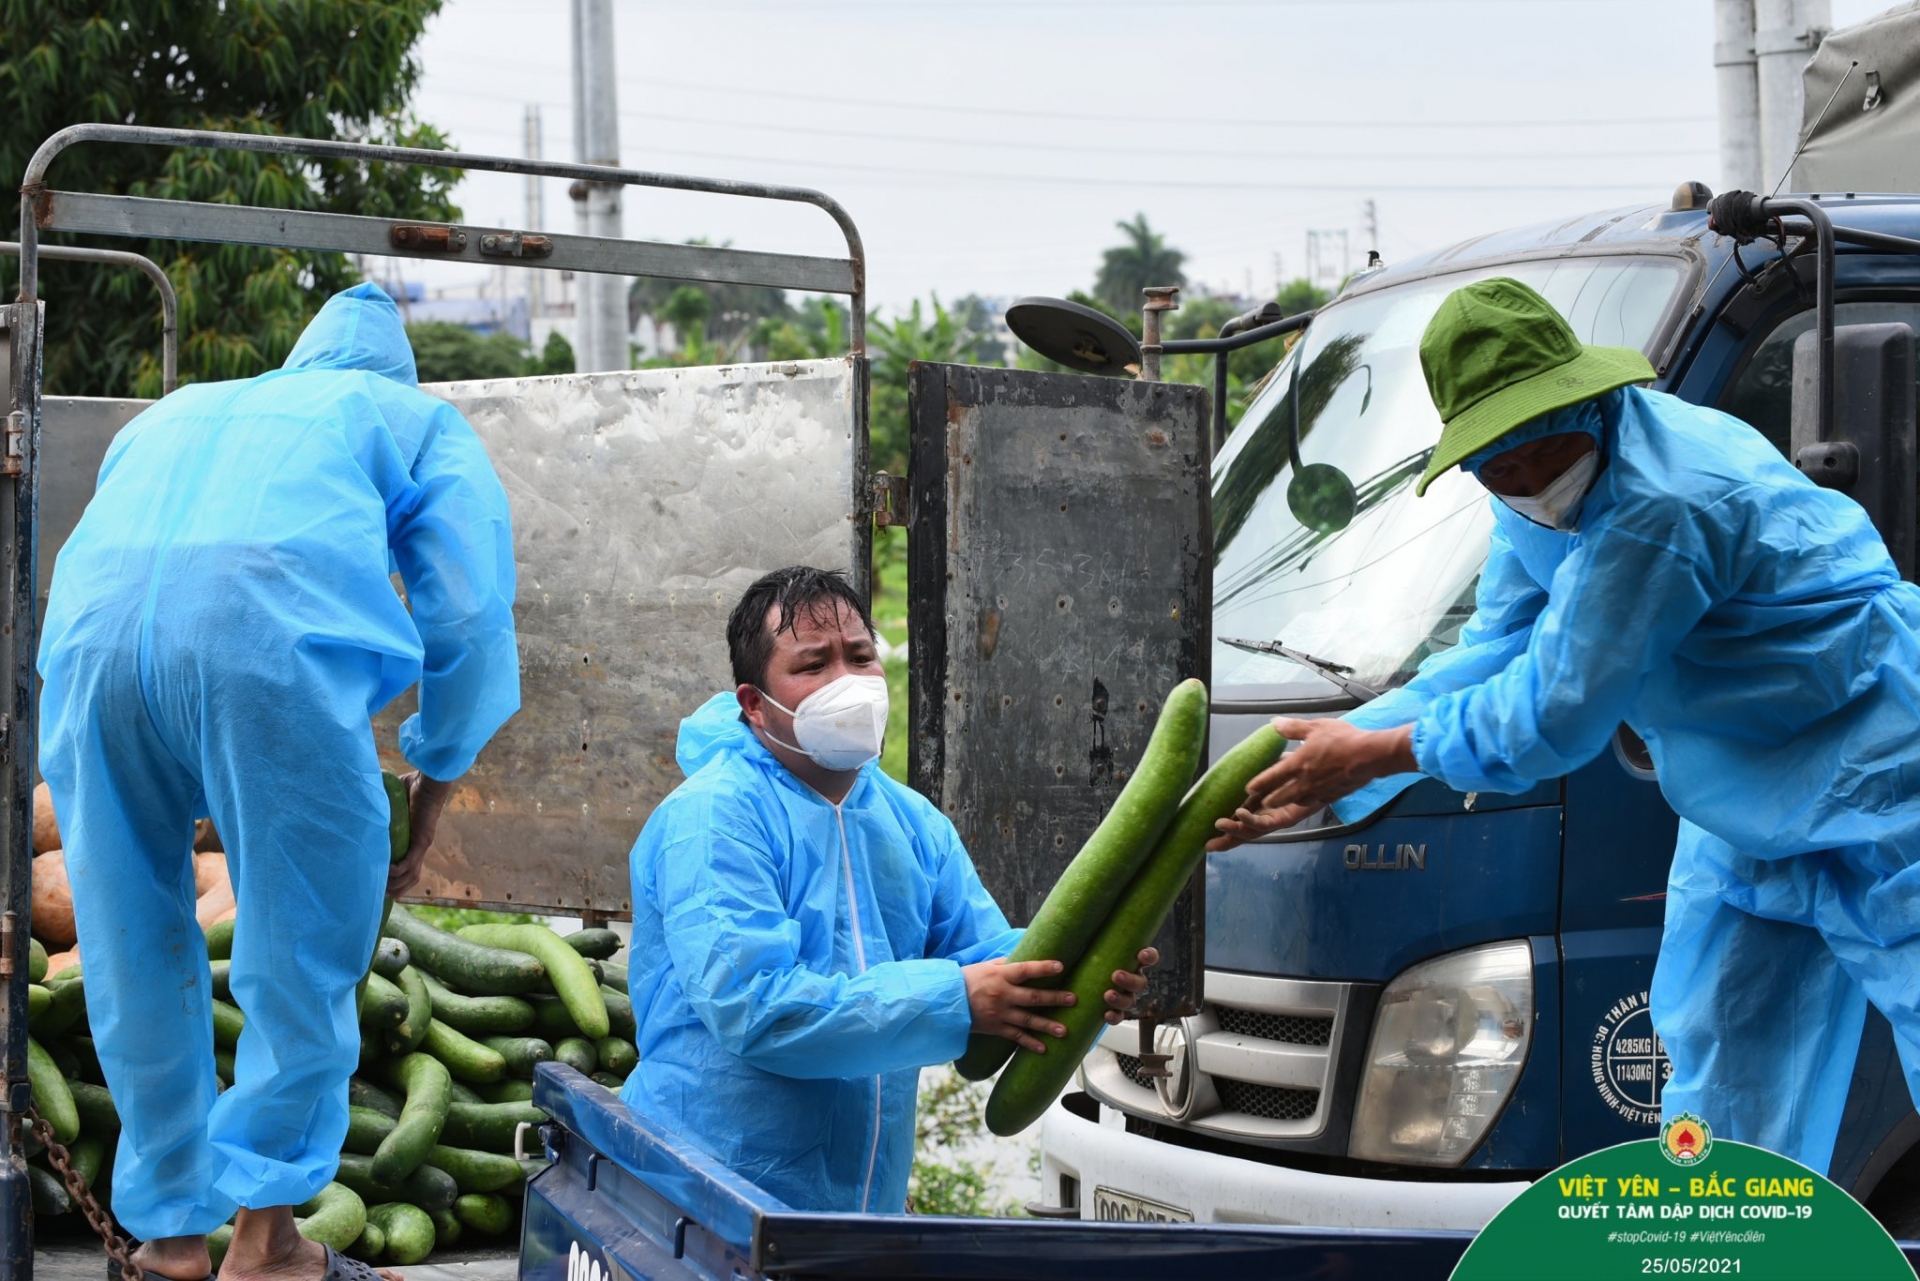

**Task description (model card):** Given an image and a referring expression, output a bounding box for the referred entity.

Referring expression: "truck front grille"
[1216,1078,1320,1122]
[1215,1008,1332,1047]
[1079,972,1350,1145]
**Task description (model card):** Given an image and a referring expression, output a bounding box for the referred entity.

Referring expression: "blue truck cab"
[1035,187,1920,1235]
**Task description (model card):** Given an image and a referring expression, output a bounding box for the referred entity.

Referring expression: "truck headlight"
[1348,940,1533,1167]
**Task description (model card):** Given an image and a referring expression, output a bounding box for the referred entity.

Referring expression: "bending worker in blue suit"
[623,565,1155,1212]
[39,283,520,1281]
[1213,277,1920,1175]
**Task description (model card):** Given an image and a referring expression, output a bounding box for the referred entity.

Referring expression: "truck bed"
[524,1065,1479,1280]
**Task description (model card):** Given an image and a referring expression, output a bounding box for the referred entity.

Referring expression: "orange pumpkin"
[31,850,76,948]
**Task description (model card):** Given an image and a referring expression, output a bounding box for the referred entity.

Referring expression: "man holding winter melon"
[1213,277,1920,1178]
[38,284,520,1281]
[620,566,1155,1212]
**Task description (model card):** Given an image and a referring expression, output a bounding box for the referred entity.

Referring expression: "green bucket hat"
[1414,277,1655,495]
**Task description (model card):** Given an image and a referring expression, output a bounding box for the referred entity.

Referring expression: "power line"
[423,87,1716,163]
[623,0,1671,8]
[432,62,1714,132]
[582,141,1685,193]
[431,119,1682,192]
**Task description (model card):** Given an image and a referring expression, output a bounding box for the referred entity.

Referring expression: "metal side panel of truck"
[1037,190,1920,1233]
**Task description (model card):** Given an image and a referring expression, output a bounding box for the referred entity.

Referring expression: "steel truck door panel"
[906,362,1210,1018]
[385,358,864,915]
[30,361,864,918]
[37,397,149,622]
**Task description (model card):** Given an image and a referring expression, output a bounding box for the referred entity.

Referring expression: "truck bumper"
[1038,1093,1531,1231]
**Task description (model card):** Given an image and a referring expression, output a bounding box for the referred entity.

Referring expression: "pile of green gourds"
[22,891,636,1266]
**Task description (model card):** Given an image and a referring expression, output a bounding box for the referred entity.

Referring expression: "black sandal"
[319,1244,387,1281]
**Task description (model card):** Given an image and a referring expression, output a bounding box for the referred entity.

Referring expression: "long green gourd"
[358,772,411,1008]
[457,924,609,1039]
[953,679,1209,1081]
[984,724,1288,1137]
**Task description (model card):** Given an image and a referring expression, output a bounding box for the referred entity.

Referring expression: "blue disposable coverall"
[1332,386,1920,1174]
[620,692,1022,1213]
[38,283,520,1238]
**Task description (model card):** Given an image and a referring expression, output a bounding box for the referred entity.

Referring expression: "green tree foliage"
[1166,278,1332,427]
[407,323,576,383]
[0,0,459,397]
[1276,277,1331,316]
[404,323,519,384]
[532,329,576,376]
[628,241,798,360]
[869,295,998,477]
[947,295,1012,366]
[752,297,849,364]
[1093,213,1186,315]
[909,1067,1021,1217]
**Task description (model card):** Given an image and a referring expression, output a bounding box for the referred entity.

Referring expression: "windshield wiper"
[1221,636,1381,702]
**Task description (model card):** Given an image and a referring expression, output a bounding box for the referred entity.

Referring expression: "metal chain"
[23,1103,143,1281]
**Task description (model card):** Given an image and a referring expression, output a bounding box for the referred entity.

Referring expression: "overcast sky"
[403,0,1891,315]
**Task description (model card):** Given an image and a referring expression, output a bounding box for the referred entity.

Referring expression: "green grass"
[873,526,908,649]
[409,906,534,931]
[882,654,909,785]
[875,526,911,785]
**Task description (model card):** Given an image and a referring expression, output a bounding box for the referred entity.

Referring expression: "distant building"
[378,278,531,342]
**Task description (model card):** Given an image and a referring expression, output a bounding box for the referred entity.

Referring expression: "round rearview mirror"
[1004,296,1143,376]
[1287,463,1357,533]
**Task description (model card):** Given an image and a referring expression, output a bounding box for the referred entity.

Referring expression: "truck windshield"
[1212,255,1686,696]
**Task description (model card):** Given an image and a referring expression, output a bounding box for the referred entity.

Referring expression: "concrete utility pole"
[571,0,629,371]
[1754,0,1830,190]
[1362,199,1379,253]
[1714,0,1762,193]
[524,104,545,328]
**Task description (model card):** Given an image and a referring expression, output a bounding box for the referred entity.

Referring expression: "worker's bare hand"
[1102,947,1158,1025]
[1209,801,1317,851]
[1209,719,1416,851]
[388,771,455,897]
[964,957,1077,1054]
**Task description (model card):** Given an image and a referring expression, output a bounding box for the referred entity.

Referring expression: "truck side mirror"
[1790,321,1918,580]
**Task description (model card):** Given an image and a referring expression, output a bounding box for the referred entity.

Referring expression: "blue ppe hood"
[281,281,420,386]
[1457,395,1607,476]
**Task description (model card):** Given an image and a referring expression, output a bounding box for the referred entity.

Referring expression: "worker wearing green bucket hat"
[1413,275,1653,499]
[1213,276,1920,1177]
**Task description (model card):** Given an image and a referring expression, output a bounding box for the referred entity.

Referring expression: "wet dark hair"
[727,566,877,691]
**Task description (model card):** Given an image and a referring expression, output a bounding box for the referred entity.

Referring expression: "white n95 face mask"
[1499,452,1599,532]
[757,674,890,771]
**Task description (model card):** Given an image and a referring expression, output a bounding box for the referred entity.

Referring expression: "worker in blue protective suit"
[621,565,1155,1212]
[38,282,519,1281]
[1212,277,1920,1176]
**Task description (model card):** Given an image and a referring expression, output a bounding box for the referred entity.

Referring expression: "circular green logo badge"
[1451,1137,1910,1280]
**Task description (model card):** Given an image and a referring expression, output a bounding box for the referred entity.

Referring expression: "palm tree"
[1094,214,1187,315]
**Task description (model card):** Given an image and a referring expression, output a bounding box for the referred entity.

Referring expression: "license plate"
[1091,1186,1194,1223]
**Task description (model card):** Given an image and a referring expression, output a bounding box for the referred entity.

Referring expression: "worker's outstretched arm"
[1328,514,1550,820]
[1411,497,1734,793]
[389,405,521,781]
[656,818,973,1080]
